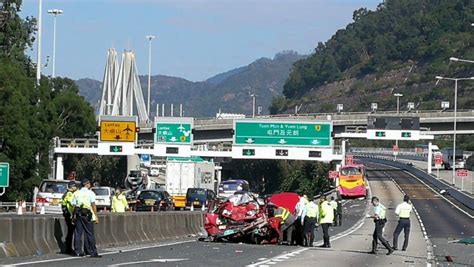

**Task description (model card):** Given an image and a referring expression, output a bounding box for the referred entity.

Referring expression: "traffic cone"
[190,205,194,211]
[201,204,205,211]
[40,203,45,215]
[16,201,22,215]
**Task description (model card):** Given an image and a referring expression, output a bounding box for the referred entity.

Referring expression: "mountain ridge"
[76,50,303,117]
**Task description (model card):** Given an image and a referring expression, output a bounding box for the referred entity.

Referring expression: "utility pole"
[36,0,43,84]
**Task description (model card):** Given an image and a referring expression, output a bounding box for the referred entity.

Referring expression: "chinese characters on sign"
[234,121,331,147]
[100,121,136,142]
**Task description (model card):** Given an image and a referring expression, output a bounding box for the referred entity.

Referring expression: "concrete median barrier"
[0,211,204,258]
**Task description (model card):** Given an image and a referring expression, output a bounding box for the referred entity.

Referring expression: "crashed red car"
[204,192,299,244]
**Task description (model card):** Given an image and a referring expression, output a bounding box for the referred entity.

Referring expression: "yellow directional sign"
[100,121,136,142]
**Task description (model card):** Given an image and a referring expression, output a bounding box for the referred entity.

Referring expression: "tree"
[0,1,97,201]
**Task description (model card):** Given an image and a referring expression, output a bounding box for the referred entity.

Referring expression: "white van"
[91,187,113,211]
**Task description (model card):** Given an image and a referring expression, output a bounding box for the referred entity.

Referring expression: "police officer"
[335,199,343,226]
[318,195,334,248]
[112,188,129,213]
[329,196,338,226]
[72,179,101,258]
[61,181,78,255]
[368,196,394,255]
[392,195,412,251]
[300,196,319,247]
[294,195,308,245]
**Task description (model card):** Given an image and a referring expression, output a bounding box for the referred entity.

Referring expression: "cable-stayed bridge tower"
[99,49,149,123]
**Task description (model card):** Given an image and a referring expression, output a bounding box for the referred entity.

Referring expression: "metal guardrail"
[55,138,98,148]
[0,202,35,212]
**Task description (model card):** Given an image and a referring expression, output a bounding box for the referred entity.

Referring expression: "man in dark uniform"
[72,179,101,258]
[335,199,342,226]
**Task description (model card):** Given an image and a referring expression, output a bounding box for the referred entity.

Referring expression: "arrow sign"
[170,136,177,142]
[311,139,320,145]
[245,138,255,144]
[278,139,287,144]
[276,149,288,156]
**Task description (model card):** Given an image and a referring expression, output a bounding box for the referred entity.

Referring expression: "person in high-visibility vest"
[274,206,296,244]
[300,196,319,247]
[392,195,413,251]
[72,179,101,258]
[61,181,78,255]
[318,195,334,248]
[368,196,394,255]
[112,188,129,213]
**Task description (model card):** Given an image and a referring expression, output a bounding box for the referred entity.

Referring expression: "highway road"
[384,168,474,266]
[255,166,430,267]
[1,198,367,267]
[2,163,472,266]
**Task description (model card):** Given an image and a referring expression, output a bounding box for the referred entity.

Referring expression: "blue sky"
[21,0,380,81]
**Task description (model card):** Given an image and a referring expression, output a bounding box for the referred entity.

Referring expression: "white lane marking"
[10,240,196,266]
[110,258,188,266]
[369,160,473,219]
[380,166,435,266]
[402,169,474,219]
[247,187,372,267]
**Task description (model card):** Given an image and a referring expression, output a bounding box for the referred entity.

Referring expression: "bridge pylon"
[99,49,149,123]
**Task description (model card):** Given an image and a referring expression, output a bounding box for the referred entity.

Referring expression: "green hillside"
[272,0,473,114]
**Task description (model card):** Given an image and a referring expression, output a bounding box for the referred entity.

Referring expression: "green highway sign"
[155,122,192,144]
[234,120,332,147]
[0,162,10,187]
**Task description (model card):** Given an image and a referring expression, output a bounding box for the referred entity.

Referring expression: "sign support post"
[428,142,432,174]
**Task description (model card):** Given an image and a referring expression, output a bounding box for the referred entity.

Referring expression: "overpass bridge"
[133,109,474,144]
[51,109,473,179]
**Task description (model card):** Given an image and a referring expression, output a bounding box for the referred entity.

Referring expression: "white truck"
[165,157,216,210]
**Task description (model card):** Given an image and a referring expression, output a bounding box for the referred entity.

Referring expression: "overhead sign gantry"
[367,116,421,140]
[98,115,138,155]
[154,117,194,157]
[232,120,337,161]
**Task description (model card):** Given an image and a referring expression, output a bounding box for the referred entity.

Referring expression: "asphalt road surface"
[383,167,474,266]
[1,198,367,267]
[257,166,430,267]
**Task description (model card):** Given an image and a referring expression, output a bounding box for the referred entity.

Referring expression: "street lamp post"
[435,76,474,186]
[36,0,43,84]
[47,9,63,78]
[146,35,155,120]
[250,93,257,118]
[394,93,403,114]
